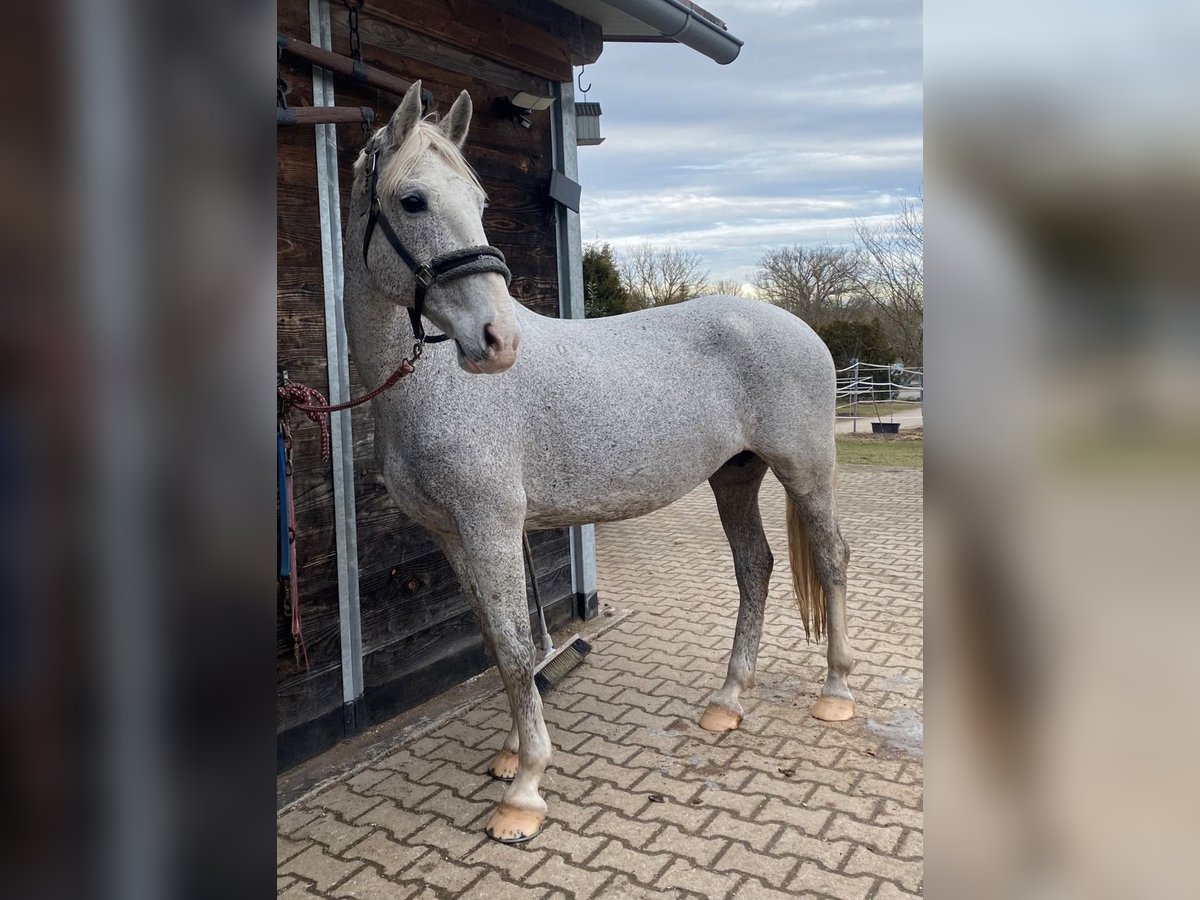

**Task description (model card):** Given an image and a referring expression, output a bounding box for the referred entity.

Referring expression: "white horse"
[341,83,853,843]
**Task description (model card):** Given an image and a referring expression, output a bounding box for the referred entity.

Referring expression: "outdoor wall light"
[496,91,555,129]
[509,90,555,112]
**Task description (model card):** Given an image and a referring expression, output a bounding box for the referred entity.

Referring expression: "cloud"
[574,0,921,281]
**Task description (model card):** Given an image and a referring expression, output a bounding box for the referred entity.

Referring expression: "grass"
[837,432,924,467]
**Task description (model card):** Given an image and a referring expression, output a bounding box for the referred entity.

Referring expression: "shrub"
[582,243,635,318]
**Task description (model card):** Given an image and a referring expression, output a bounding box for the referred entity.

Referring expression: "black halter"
[362,149,512,344]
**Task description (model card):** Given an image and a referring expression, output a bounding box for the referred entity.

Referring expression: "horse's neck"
[344,284,421,388]
[345,286,544,394]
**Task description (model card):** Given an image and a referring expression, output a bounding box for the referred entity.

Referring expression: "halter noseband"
[362,149,512,344]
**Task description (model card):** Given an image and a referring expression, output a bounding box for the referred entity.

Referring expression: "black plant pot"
[872,422,900,434]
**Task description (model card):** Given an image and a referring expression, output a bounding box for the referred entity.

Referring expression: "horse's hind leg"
[784,475,855,721]
[700,453,772,732]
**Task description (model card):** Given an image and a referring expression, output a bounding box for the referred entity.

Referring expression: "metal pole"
[278,105,374,127]
[852,358,859,434]
[311,0,364,731]
[550,78,598,620]
[279,33,428,101]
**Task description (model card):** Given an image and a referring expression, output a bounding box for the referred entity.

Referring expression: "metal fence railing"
[835,360,923,432]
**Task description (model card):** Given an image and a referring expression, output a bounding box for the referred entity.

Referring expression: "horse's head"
[350,82,521,375]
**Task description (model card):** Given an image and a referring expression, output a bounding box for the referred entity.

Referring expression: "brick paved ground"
[278,467,923,898]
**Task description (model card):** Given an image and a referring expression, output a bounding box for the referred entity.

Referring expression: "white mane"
[357,116,486,200]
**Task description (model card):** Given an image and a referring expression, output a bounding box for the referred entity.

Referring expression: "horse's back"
[511,296,837,524]
[578,295,829,369]
[550,295,836,417]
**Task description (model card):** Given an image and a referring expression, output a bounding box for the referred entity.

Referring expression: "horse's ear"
[389,80,425,146]
[439,90,472,148]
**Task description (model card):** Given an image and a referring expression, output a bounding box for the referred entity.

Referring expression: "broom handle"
[523,532,555,657]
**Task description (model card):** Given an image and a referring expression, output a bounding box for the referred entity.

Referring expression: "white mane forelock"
[357,116,486,200]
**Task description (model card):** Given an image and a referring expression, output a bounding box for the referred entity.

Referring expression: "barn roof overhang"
[552,0,743,65]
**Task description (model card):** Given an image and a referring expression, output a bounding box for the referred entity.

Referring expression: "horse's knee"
[492,632,536,681]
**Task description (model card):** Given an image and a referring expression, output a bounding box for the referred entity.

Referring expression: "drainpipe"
[603,0,744,64]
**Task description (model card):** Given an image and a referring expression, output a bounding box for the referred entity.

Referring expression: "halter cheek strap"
[362,149,512,344]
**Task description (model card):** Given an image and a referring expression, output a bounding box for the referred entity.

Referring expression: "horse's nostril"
[483,323,502,352]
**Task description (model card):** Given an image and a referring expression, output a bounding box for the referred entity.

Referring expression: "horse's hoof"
[811,696,855,722]
[487,750,519,781]
[699,703,742,732]
[485,803,545,844]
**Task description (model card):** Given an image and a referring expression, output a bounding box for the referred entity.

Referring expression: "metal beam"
[550,79,599,619]
[310,0,365,728]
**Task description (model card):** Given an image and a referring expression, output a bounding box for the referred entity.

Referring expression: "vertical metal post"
[852,358,860,434]
[310,0,365,729]
[550,79,599,620]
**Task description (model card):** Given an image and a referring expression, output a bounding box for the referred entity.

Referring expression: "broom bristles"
[533,636,592,695]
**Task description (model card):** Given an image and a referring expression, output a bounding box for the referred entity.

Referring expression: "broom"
[523,531,591,695]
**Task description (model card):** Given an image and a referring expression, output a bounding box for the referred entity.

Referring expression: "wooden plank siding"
[278,0,592,768]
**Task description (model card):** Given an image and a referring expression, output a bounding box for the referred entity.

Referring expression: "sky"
[573,0,922,288]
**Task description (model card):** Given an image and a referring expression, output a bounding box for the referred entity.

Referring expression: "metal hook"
[577,65,591,96]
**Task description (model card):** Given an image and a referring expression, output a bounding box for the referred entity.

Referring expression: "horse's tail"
[785,468,838,643]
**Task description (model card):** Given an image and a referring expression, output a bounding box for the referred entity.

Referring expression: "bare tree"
[854,196,923,364]
[701,278,747,298]
[752,245,865,328]
[618,243,710,307]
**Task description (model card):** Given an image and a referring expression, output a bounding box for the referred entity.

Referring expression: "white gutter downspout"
[603,0,744,64]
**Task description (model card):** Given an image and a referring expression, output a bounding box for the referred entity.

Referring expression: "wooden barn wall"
[277,0,586,767]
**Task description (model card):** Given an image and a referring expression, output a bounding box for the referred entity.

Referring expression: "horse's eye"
[400,193,427,213]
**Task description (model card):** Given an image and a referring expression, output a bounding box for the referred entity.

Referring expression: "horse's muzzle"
[457,321,521,374]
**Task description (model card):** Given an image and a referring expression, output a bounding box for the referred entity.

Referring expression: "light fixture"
[509,90,555,112]
[575,102,605,146]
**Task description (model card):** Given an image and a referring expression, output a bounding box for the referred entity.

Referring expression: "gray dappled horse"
[342,83,853,843]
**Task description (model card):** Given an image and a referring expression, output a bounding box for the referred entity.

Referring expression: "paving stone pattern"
[278,468,923,898]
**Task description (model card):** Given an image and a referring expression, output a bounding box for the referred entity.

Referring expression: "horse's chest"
[373,429,456,533]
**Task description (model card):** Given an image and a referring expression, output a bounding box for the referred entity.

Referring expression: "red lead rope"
[277,349,419,461]
[276,348,421,670]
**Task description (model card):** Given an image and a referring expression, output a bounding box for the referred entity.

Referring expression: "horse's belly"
[524,488,695,528]
[523,447,733,528]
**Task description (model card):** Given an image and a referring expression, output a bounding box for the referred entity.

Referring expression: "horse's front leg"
[438,525,551,843]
